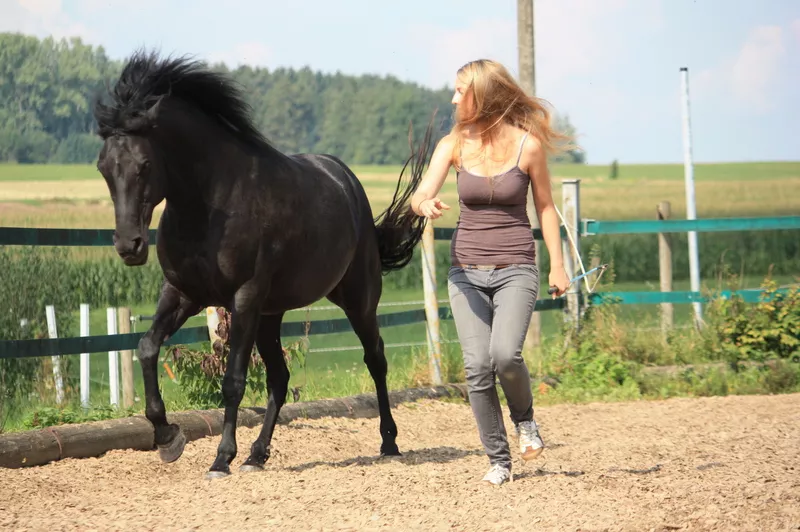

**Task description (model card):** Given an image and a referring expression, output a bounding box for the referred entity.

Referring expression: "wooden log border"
[0,384,469,469]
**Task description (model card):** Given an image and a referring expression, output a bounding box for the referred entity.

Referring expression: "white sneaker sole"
[521,445,543,462]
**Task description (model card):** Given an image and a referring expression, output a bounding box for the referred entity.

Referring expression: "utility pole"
[518,0,542,350]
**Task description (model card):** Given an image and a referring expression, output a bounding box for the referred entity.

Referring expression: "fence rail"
[0,286,790,360]
[581,216,800,236]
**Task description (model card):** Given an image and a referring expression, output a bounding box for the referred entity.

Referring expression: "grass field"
[1,161,798,228]
[1,160,799,429]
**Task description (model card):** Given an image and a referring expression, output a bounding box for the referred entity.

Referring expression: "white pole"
[80,303,90,409]
[45,305,65,405]
[421,220,443,385]
[680,67,702,326]
[107,307,120,407]
[561,180,581,329]
[206,307,221,346]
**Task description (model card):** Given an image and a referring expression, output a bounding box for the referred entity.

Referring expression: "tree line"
[0,32,585,166]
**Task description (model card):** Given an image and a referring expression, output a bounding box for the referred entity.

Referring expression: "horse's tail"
[373,111,438,273]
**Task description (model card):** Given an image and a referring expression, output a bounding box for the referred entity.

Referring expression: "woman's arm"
[526,136,570,297]
[410,134,455,219]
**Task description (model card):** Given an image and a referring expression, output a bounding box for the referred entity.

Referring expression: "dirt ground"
[1,393,799,532]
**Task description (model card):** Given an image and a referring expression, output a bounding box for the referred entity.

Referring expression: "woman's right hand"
[419,197,450,219]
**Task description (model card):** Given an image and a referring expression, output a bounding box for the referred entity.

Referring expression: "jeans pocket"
[514,263,539,276]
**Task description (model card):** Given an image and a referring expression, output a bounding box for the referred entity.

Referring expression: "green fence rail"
[581,215,800,236]
[1,213,798,360]
[0,227,157,247]
[1,216,795,247]
[2,286,792,360]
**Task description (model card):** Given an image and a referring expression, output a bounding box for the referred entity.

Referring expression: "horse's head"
[96,100,166,266]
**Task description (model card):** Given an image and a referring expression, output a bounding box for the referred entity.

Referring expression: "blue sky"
[2,0,799,164]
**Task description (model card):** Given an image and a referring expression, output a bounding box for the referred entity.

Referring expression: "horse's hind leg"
[328,279,400,457]
[240,312,289,472]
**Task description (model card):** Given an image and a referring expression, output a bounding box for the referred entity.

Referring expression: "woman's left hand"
[548,267,570,298]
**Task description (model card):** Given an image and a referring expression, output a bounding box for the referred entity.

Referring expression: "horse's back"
[290,152,374,233]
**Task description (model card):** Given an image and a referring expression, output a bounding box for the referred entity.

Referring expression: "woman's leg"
[447,266,512,471]
[488,264,540,425]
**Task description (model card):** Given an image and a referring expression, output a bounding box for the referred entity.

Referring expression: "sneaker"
[516,420,544,461]
[481,464,512,485]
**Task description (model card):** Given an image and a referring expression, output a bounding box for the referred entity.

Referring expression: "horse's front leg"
[206,282,263,479]
[138,279,202,463]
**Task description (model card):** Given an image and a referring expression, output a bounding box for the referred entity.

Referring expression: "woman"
[410,59,572,486]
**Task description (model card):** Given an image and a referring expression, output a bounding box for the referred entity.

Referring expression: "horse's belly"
[262,251,353,312]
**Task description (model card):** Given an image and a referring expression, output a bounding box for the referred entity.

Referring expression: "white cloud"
[206,41,272,69]
[17,0,61,16]
[410,0,663,91]
[76,0,161,13]
[731,25,786,111]
[791,19,800,46]
[0,0,96,41]
[535,0,630,84]
[696,24,789,113]
[411,17,517,89]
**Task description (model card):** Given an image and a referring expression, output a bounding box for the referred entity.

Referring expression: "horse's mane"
[93,49,275,153]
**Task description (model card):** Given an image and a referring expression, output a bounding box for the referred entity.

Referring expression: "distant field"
[0,161,798,227]
[3,161,798,182]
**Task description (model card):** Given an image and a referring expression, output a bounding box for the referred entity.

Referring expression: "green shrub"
[702,278,800,366]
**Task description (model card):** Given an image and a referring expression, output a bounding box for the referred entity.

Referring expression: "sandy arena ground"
[1,393,798,531]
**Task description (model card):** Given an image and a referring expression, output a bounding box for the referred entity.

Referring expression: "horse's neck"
[157,119,282,223]
[159,107,291,220]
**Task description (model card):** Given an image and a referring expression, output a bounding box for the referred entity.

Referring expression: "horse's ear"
[145,96,164,126]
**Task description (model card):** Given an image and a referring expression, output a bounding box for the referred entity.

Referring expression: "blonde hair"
[449,59,575,168]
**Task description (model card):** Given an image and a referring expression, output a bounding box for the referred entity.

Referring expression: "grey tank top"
[450,133,536,266]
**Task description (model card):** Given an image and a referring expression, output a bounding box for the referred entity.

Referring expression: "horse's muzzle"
[113,232,148,266]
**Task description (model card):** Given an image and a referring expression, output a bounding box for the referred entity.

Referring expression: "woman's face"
[451,77,474,121]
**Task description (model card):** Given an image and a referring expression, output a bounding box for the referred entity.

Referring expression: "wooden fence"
[1,178,798,406]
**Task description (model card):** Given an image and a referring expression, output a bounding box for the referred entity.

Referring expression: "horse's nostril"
[132,237,144,255]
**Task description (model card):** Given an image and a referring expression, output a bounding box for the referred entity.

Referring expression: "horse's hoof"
[205,470,231,480]
[380,445,402,457]
[239,463,265,473]
[157,430,186,463]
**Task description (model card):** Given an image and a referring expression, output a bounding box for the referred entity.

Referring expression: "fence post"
[45,305,65,405]
[106,307,120,407]
[118,307,135,409]
[206,307,221,345]
[206,307,219,351]
[561,179,581,329]
[680,67,703,328]
[79,303,90,410]
[658,201,674,339]
[421,220,443,385]
[524,211,542,351]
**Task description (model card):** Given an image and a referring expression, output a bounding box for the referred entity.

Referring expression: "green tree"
[0,32,574,166]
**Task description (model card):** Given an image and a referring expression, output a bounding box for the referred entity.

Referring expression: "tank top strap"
[515,132,529,166]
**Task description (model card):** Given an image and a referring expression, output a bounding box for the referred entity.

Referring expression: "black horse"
[93,50,435,479]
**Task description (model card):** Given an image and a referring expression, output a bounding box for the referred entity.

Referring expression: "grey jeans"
[447,263,540,469]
